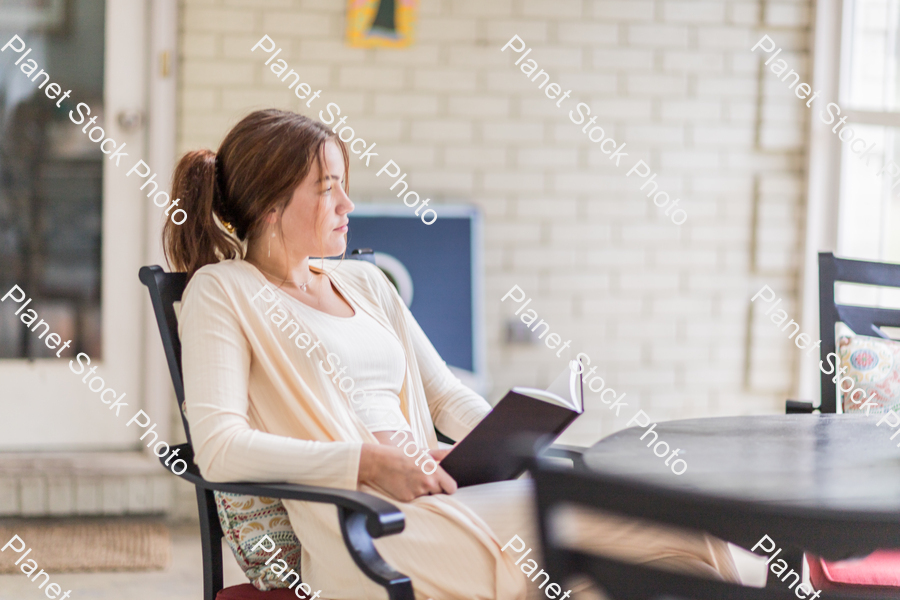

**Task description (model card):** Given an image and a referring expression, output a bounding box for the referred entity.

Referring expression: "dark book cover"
[439,365,583,487]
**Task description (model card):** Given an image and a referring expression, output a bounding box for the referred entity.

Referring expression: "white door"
[0,0,148,451]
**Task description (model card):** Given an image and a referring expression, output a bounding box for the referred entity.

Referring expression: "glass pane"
[846,0,900,110]
[0,0,105,359]
[836,122,900,307]
[836,124,892,260]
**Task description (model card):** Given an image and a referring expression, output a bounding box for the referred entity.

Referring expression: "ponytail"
[162,149,242,279]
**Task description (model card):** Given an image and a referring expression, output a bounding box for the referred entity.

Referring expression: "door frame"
[798,0,844,403]
[0,0,180,516]
[141,0,179,456]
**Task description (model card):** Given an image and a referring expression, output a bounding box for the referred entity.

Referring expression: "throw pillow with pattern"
[836,322,900,415]
[180,401,302,590]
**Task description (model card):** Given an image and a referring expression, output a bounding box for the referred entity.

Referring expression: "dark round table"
[585,413,900,510]
[583,413,900,557]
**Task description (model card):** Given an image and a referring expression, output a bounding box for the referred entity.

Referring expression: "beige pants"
[454,478,741,600]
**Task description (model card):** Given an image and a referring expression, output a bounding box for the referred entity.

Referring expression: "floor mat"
[0,518,170,572]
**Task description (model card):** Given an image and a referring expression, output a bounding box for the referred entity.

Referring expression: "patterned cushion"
[214,492,302,590]
[180,402,302,590]
[836,322,900,414]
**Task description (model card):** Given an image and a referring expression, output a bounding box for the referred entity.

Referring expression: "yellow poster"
[346,0,419,49]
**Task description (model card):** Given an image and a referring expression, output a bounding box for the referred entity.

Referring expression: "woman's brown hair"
[162,109,350,279]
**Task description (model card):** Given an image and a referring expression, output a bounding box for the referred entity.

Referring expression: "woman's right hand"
[358,443,457,502]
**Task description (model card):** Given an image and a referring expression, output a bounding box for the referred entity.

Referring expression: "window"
[835,0,900,307]
[0,0,105,359]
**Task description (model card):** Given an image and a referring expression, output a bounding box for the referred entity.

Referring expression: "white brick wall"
[178,0,810,447]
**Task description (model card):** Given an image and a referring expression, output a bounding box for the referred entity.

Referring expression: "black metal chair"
[527,453,889,600]
[787,252,900,414]
[140,248,415,600]
[783,252,900,594]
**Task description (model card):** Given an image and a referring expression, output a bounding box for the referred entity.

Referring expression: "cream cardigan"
[179,258,527,600]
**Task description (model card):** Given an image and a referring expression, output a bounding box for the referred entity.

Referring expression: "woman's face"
[277,139,353,259]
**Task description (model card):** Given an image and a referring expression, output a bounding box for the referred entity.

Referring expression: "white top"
[283,291,411,433]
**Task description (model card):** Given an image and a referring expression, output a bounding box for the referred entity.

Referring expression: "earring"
[268,231,275,257]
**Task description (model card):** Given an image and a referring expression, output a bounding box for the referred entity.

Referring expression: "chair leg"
[386,580,415,600]
[197,487,224,600]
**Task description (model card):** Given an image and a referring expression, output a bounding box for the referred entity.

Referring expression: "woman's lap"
[452,478,539,555]
[454,477,741,599]
[290,478,740,600]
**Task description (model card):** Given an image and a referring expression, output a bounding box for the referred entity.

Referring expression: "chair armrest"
[785,399,816,414]
[160,444,414,598]
[542,443,589,470]
[162,444,403,537]
[435,427,456,445]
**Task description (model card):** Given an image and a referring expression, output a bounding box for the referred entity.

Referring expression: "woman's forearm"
[358,442,388,486]
[190,410,363,490]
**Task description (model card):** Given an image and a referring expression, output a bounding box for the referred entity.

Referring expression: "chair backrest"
[530,457,882,600]
[139,266,190,440]
[139,249,376,445]
[818,252,900,413]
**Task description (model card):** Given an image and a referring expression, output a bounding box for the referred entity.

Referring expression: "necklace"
[294,271,314,292]
[254,263,315,292]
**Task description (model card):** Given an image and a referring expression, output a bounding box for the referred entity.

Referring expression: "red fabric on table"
[216,584,309,599]
[808,550,900,590]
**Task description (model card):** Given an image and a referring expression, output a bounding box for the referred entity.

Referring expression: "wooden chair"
[140,249,415,600]
[527,454,886,600]
[786,252,900,593]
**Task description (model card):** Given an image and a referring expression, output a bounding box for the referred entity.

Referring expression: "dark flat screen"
[346,213,474,372]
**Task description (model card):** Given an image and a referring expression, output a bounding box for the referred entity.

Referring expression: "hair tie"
[213,153,228,203]
[213,154,236,234]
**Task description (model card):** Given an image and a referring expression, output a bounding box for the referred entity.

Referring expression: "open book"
[439,361,584,487]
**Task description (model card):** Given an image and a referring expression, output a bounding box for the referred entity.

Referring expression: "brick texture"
[178,0,810,446]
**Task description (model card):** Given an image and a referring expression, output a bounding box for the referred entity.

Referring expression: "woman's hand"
[358,443,458,502]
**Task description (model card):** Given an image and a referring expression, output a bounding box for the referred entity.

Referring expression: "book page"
[518,361,583,411]
[510,387,570,408]
[570,360,583,412]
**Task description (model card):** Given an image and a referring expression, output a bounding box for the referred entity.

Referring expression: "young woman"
[165,109,740,600]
